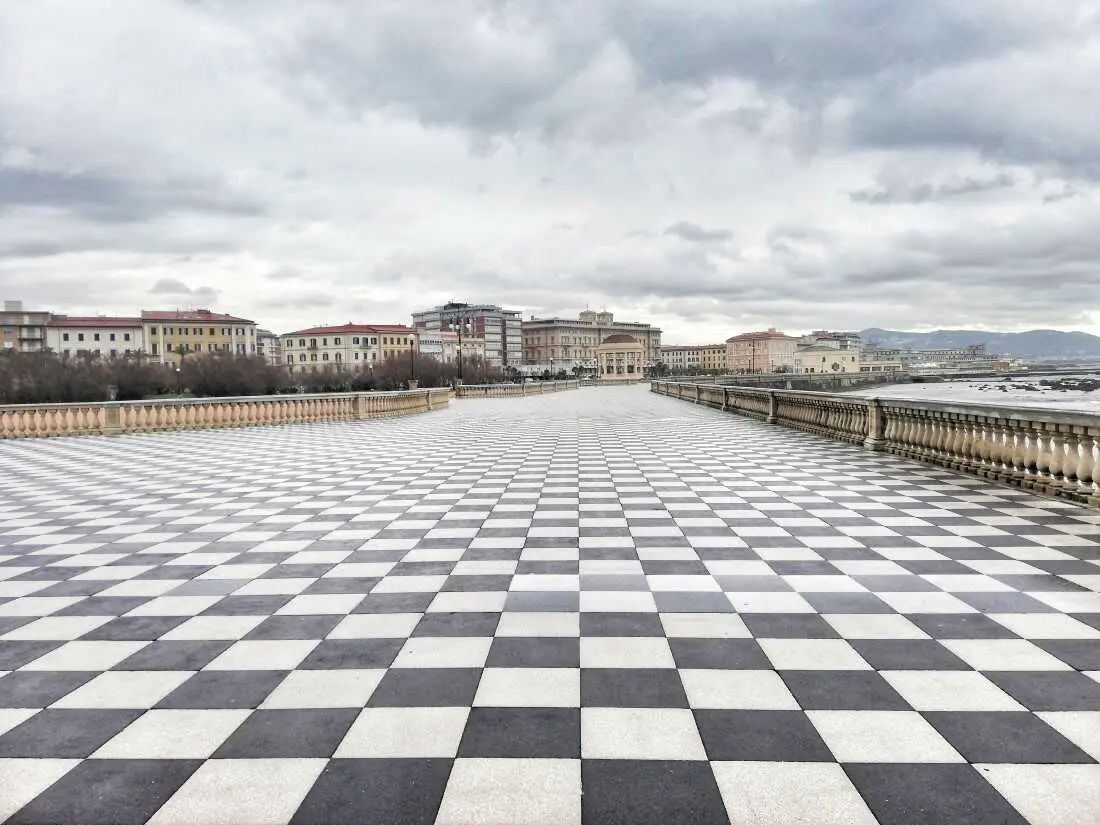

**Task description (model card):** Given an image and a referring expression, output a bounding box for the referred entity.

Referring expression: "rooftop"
[46,315,143,328]
[141,309,255,324]
[280,323,413,337]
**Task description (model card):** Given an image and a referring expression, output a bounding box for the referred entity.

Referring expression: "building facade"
[46,316,144,358]
[1,300,51,352]
[793,344,861,374]
[280,324,418,373]
[411,303,522,369]
[142,310,258,365]
[256,329,282,366]
[417,329,487,364]
[522,310,662,374]
[598,334,646,380]
[726,329,799,373]
[660,344,727,373]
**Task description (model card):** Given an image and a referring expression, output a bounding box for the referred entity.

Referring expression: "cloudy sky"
[2,0,1099,342]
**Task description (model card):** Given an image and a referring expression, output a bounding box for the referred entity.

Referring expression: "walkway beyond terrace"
[1,385,1099,824]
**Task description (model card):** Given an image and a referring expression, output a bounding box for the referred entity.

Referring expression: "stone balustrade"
[0,388,453,439]
[455,380,581,398]
[652,380,1100,509]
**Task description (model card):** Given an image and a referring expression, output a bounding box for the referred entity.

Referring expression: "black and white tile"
[1,385,1099,823]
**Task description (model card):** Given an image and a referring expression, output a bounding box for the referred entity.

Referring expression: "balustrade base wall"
[651,380,1100,511]
[0,389,454,439]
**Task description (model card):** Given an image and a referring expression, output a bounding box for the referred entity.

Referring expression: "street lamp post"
[174,366,181,396]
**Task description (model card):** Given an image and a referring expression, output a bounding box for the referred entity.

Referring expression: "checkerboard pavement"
[1,385,1099,824]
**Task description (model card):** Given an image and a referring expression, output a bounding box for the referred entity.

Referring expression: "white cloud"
[1,0,1099,343]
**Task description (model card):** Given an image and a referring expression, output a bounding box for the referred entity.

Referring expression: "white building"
[45,316,145,358]
[412,302,522,369]
[280,324,418,373]
[417,329,486,364]
[256,329,282,366]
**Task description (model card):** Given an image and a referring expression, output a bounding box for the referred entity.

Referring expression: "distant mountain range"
[860,328,1100,362]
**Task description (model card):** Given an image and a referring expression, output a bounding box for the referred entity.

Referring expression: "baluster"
[1090,434,1100,504]
[1047,430,1066,489]
[1022,426,1041,487]
[1033,426,1053,492]
[1008,424,1028,485]
[1078,435,1097,497]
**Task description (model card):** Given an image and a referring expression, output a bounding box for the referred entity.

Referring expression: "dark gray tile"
[781,671,909,710]
[0,709,142,757]
[668,639,771,669]
[413,612,500,637]
[299,640,403,669]
[213,708,358,758]
[580,613,665,637]
[582,760,730,825]
[486,637,579,667]
[458,707,579,757]
[741,613,840,639]
[245,615,343,640]
[850,640,971,671]
[156,670,286,709]
[0,671,98,707]
[291,758,452,825]
[924,711,1094,763]
[113,640,232,671]
[843,764,1027,825]
[6,759,201,825]
[694,709,833,761]
[986,671,1100,711]
[367,668,482,707]
[581,668,688,708]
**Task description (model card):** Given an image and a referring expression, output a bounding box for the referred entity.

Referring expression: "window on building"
[209,344,216,352]
[354,352,360,360]
[322,338,328,346]
[124,333,131,341]
[310,354,318,361]
[62,333,70,342]
[151,344,159,354]
[352,337,359,345]
[334,337,341,345]
[209,328,216,335]
[77,333,85,342]
[93,333,101,342]
[166,343,173,352]
[310,338,317,347]
[108,333,115,341]
[298,354,305,362]
[110,349,118,357]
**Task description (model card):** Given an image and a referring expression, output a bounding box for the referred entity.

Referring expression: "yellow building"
[142,309,258,365]
[660,344,727,373]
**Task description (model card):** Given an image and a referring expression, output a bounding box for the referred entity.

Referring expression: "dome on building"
[601,333,639,344]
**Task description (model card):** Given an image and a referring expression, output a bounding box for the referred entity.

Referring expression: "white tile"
[0,597,81,616]
[704,560,774,576]
[261,669,385,709]
[1,615,113,641]
[21,640,147,671]
[328,613,420,639]
[148,758,327,825]
[989,612,1100,639]
[51,671,192,709]
[510,574,579,592]
[941,639,1074,671]
[784,576,867,593]
[0,581,56,598]
[94,709,251,758]
[713,761,877,825]
[286,550,351,565]
[822,613,930,640]
[335,707,469,757]
[436,758,581,825]
[324,562,395,578]
[0,708,39,736]
[659,613,750,639]
[808,710,964,762]
[161,615,266,641]
[977,764,1100,825]
[474,668,580,707]
[495,612,580,637]
[646,575,721,592]
[0,759,80,822]
[876,591,978,614]
[392,637,492,668]
[921,574,1013,592]
[1030,591,1100,613]
[205,640,319,670]
[1037,712,1100,761]
[580,637,675,669]
[881,671,1025,711]
[680,669,800,710]
[582,707,706,759]
[98,579,187,597]
[758,639,871,670]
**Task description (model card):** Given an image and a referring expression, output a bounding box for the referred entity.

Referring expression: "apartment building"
[1,300,51,352]
[412,303,522,369]
[46,316,144,357]
[280,324,418,373]
[522,310,662,373]
[793,345,862,374]
[660,344,727,373]
[417,329,487,364]
[142,309,257,365]
[726,329,799,373]
[256,329,282,366]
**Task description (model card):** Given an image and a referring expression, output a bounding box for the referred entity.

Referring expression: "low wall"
[670,372,909,391]
[455,380,581,398]
[651,380,1100,509]
[0,388,453,439]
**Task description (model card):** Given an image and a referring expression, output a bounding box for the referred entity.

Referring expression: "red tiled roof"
[660,344,724,351]
[280,323,413,337]
[725,330,796,343]
[141,309,255,324]
[47,316,143,329]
